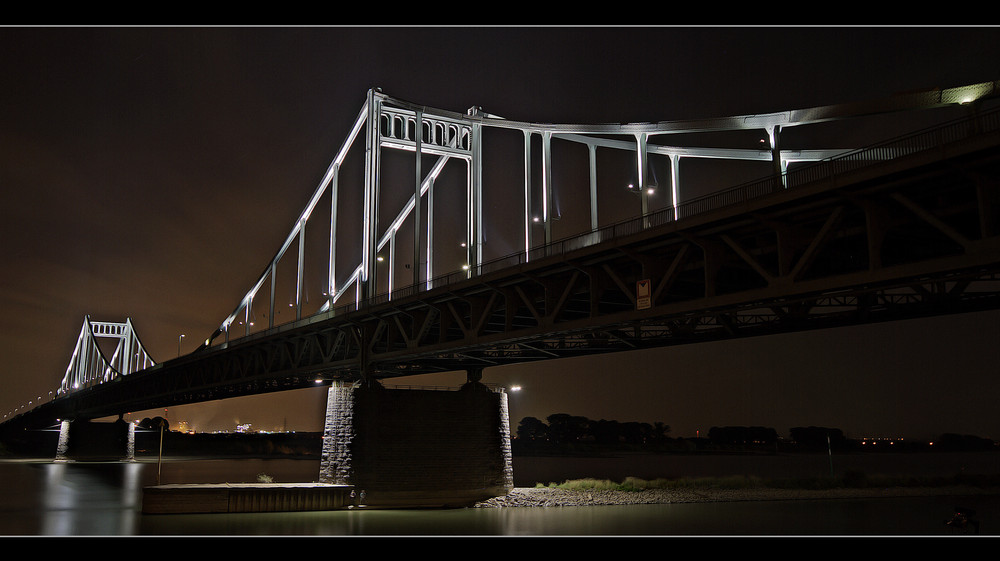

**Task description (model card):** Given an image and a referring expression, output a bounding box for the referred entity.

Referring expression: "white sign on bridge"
[636,279,651,310]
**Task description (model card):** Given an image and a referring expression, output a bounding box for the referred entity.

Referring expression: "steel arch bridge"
[5,80,1000,429]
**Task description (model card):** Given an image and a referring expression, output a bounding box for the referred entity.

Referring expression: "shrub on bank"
[540,475,767,491]
[540,472,1000,492]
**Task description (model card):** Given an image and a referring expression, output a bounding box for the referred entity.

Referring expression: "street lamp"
[178,334,185,357]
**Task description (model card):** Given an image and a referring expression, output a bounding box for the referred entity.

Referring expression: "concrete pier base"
[142,483,355,514]
[319,381,513,508]
[56,417,132,461]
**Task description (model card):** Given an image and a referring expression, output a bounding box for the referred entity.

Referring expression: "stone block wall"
[319,381,513,507]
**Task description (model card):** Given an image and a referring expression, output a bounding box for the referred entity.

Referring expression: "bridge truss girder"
[327,115,998,367]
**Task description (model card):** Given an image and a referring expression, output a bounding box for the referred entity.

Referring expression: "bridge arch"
[201,81,1000,355]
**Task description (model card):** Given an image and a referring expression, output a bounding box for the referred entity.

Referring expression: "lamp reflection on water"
[40,462,143,535]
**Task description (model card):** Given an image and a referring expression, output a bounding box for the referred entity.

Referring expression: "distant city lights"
[860,436,904,446]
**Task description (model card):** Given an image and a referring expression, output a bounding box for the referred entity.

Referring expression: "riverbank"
[511,450,1000,487]
[474,485,1000,508]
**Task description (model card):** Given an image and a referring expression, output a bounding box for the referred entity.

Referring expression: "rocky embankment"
[474,485,1000,508]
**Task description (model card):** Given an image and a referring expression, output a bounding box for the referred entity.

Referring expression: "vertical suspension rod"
[523,130,532,259]
[542,131,552,245]
[363,89,382,301]
[413,111,422,289]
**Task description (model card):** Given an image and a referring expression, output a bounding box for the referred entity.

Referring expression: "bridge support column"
[55,420,70,461]
[126,420,136,461]
[319,380,513,508]
[54,417,132,461]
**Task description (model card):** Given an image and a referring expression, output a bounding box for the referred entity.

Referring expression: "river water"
[0,457,996,536]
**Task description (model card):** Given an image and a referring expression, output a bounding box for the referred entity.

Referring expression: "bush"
[538,472,1000,492]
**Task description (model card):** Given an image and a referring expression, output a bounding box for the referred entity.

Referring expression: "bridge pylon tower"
[58,316,156,397]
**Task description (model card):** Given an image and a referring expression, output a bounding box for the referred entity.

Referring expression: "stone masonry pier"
[319,381,513,508]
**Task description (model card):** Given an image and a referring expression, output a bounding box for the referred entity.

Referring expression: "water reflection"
[138,497,999,536]
[1,459,996,536]
[37,462,144,535]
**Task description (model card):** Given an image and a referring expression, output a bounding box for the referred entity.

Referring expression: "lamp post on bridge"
[177,334,184,357]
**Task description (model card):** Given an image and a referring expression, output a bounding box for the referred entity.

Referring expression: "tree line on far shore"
[517,414,671,447]
[514,414,998,454]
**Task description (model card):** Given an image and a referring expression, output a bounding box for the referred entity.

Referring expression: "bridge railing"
[785,107,1000,191]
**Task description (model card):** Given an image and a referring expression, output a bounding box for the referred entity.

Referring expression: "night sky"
[2,26,999,441]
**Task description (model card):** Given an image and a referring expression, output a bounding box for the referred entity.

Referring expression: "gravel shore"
[474,485,1000,508]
